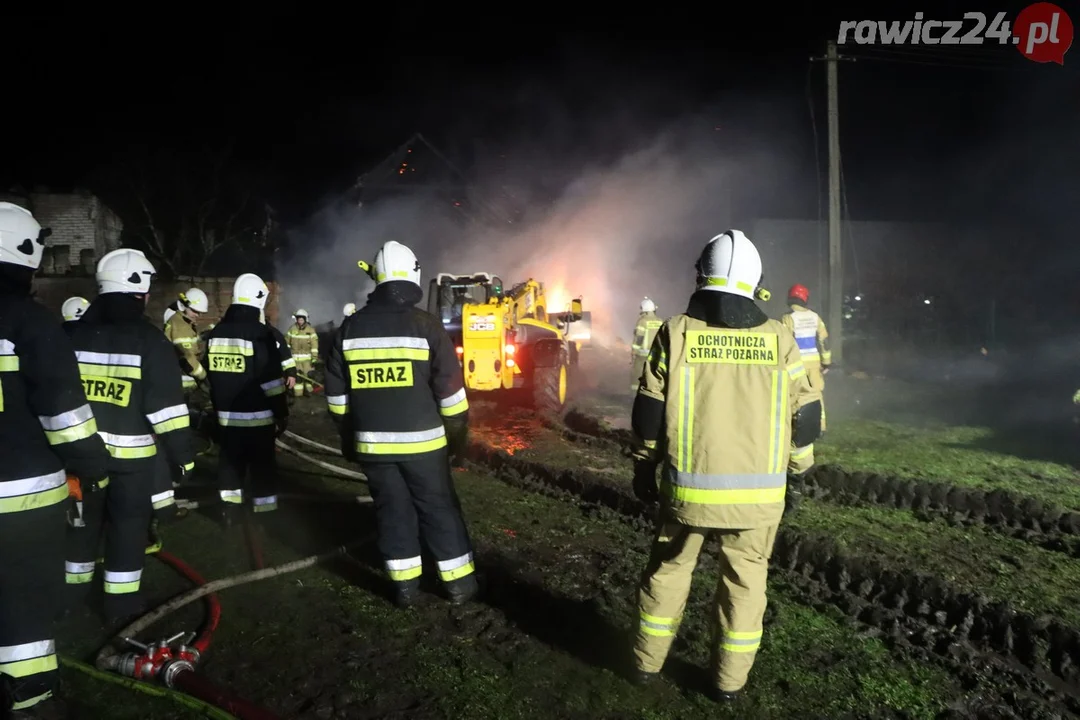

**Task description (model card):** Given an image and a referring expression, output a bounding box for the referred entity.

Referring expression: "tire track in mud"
[465,437,1080,719]
[562,409,1080,559]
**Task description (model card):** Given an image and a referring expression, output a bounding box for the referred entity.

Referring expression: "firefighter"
[630,230,822,701]
[263,310,297,394]
[0,203,110,715]
[164,288,209,397]
[780,283,831,443]
[343,302,356,318]
[66,249,196,623]
[630,297,663,392]
[285,308,318,396]
[325,241,476,608]
[61,296,89,326]
[203,273,287,524]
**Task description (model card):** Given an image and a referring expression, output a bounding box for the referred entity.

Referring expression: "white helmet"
[640,297,656,313]
[62,296,89,322]
[97,248,156,295]
[343,302,356,317]
[294,308,309,320]
[0,202,49,270]
[180,287,209,313]
[361,240,420,287]
[695,230,768,301]
[232,273,270,310]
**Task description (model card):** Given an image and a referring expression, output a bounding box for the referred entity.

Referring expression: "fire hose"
[85,431,370,717]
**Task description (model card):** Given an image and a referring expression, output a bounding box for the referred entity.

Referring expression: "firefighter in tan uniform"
[285,309,318,396]
[630,297,663,392]
[780,284,831,478]
[164,288,209,397]
[630,230,822,702]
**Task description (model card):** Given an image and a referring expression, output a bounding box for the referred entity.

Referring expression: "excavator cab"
[428,273,501,346]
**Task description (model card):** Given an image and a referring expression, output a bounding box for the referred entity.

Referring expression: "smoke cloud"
[276,112,798,348]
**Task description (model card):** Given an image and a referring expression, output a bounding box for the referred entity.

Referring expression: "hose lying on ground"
[60,654,237,720]
[97,543,360,670]
[155,550,221,655]
[274,439,366,481]
[283,430,343,456]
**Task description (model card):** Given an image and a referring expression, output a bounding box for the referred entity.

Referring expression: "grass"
[55,451,958,719]
[787,501,1080,626]
[818,420,1080,509]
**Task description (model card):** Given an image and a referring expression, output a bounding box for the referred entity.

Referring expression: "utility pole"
[824,41,844,364]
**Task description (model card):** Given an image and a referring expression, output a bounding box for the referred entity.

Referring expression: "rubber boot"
[394,581,421,609]
[708,687,740,703]
[219,501,244,530]
[634,670,658,686]
[445,574,479,605]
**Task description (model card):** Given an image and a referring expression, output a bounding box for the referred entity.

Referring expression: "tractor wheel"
[533,356,569,416]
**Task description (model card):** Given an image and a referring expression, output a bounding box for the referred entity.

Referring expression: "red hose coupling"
[115,632,201,683]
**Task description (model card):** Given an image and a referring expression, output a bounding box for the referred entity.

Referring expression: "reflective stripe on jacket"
[780,304,831,366]
[286,323,319,361]
[324,286,468,461]
[632,312,663,357]
[639,313,820,528]
[0,296,110,513]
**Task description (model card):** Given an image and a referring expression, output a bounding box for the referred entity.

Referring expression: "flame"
[545,283,571,314]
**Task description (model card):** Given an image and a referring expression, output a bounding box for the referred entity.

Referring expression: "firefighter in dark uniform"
[0,203,111,715]
[325,241,477,608]
[66,248,196,623]
[203,274,287,524]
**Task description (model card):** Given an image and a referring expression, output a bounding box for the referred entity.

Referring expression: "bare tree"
[93,143,277,277]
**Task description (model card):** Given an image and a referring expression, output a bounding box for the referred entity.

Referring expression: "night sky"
[6,7,1077,231]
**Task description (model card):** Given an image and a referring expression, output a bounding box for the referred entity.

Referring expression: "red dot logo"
[1013,2,1074,64]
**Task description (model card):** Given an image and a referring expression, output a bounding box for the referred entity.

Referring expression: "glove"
[275,415,288,437]
[632,459,659,504]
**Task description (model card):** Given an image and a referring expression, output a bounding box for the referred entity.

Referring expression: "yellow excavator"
[428,272,589,413]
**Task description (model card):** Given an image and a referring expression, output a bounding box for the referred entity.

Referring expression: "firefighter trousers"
[294,359,313,396]
[635,519,779,692]
[217,425,278,512]
[805,361,826,433]
[630,354,647,393]
[0,502,65,712]
[361,448,475,592]
[65,468,154,619]
[150,443,177,517]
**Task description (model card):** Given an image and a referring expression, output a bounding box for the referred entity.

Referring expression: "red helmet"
[788,284,810,304]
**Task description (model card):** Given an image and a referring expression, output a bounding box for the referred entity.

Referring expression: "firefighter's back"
[341,302,445,457]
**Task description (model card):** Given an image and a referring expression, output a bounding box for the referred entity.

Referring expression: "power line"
[845,49,1026,71]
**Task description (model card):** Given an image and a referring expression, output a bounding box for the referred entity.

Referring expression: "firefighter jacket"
[268,324,297,380]
[164,311,206,390]
[324,281,469,461]
[0,270,111,512]
[286,322,319,364]
[203,304,287,428]
[633,290,822,529]
[780,303,831,368]
[62,320,81,337]
[69,294,196,473]
[632,311,663,358]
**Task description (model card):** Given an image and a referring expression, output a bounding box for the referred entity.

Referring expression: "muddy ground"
[53,346,1080,719]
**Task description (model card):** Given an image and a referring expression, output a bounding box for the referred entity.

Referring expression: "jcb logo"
[209,353,245,373]
[82,376,132,407]
[350,361,413,389]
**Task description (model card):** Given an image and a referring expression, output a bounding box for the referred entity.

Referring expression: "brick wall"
[0,190,123,275]
[32,276,283,328]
